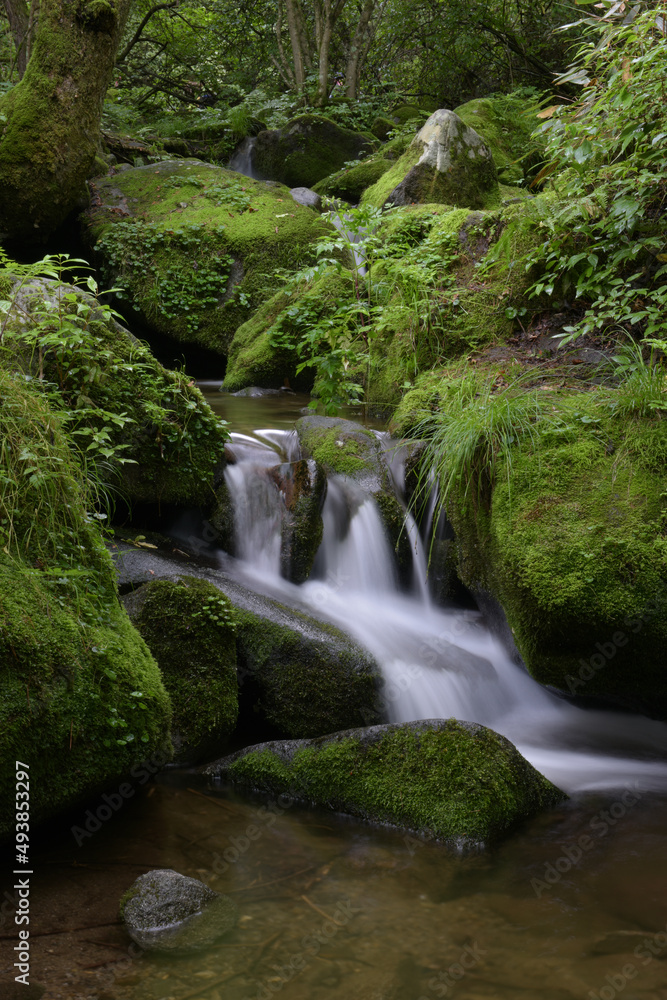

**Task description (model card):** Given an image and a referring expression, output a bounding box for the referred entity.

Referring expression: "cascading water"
[228,136,258,179]
[220,426,667,795]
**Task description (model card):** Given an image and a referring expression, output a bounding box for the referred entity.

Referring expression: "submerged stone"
[120,869,238,952]
[206,720,566,848]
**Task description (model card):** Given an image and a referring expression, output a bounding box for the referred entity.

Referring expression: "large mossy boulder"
[252,114,375,189]
[0,372,171,841]
[83,159,329,357]
[206,720,565,847]
[363,110,499,210]
[0,275,227,508]
[123,578,238,764]
[110,542,384,738]
[295,415,391,493]
[223,270,354,393]
[399,371,667,717]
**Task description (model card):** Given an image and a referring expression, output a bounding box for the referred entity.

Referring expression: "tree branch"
[116,2,177,64]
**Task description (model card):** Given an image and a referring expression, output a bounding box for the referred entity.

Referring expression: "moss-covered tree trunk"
[0,0,131,240]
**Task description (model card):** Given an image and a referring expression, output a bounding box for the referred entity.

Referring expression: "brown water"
[197,384,385,435]
[2,774,667,1000]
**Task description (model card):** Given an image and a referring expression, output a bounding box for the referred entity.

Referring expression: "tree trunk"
[0,0,132,240]
[285,0,307,91]
[344,0,378,100]
[3,0,32,77]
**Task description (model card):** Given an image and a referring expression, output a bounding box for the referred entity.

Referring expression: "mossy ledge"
[206,719,566,848]
[0,371,171,840]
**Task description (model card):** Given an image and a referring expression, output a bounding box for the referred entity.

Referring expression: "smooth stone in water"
[120,869,238,952]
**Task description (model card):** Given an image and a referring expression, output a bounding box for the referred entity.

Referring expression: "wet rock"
[206,719,566,847]
[268,458,327,584]
[295,415,391,494]
[120,869,238,952]
[111,542,384,739]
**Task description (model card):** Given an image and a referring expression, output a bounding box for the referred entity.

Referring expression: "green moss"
[0,277,228,508]
[411,367,667,714]
[296,418,377,479]
[371,116,396,142]
[223,290,305,393]
[127,578,238,762]
[84,161,330,356]
[454,94,545,187]
[252,114,376,188]
[224,270,354,393]
[313,158,392,203]
[224,720,565,845]
[0,371,171,839]
[233,604,382,737]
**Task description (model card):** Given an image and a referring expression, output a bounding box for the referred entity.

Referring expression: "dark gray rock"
[120,869,238,952]
[268,458,327,584]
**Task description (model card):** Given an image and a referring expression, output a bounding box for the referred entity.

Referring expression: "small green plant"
[97,220,233,333]
[193,593,237,630]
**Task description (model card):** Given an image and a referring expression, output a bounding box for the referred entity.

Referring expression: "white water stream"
[221,429,667,796]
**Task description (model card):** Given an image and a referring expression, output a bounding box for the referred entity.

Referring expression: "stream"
[3,391,667,1000]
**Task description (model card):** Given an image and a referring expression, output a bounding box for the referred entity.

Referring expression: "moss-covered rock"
[400,367,667,717]
[222,290,306,393]
[83,159,330,357]
[121,869,238,953]
[454,93,545,187]
[252,114,375,189]
[206,720,565,847]
[362,110,499,210]
[313,158,393,204]
[296,415,391,493]
[110,541,384,738]
[390,105,430,126]
[122,578,238,764]
[371,116,396,142]
[0,275,228,508]
[0,372,171,840]
[223,270,354,393]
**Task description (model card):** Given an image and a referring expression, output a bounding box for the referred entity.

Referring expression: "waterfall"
[229,136,258,179]
[219,424,667,795]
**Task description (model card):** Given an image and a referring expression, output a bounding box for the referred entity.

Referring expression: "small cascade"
[223,432,285,574]
[219,419,667,795]
[312,477,398,593]
[228,136,258,179]
[330,213,369,275]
